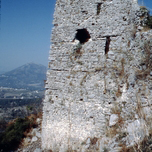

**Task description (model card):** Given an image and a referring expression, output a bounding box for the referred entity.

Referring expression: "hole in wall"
[54,24,58,27]
[81,11,88,14]
[90,137,98,145]
[97,3,102,15]
[105,36,111,54]
[123,16,127,21]
[74,28,91,44]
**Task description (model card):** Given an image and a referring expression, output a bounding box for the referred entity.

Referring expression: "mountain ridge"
[0,63,47,90]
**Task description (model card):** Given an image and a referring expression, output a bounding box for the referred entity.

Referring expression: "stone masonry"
[42,0,152,151]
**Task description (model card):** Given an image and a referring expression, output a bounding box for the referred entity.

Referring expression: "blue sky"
[0,0,56,72]
[0,0,152,72]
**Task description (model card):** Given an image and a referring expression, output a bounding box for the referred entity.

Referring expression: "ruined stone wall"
[42,0,152,151]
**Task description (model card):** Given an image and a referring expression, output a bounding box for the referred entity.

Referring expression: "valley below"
[0,98,42,132]
[0,63,45,151]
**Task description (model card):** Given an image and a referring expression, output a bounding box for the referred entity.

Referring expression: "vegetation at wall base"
[0,115,37,151]
[146,15,152,29]
[140,6,152,29]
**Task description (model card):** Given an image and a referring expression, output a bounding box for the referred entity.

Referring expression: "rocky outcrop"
[42,0,152,151]
[17,118,42,152]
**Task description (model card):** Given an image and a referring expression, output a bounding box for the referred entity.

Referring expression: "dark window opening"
[74,28,91,44]
[97,3,102,15]
[123,16,127,21]
[54,24,58,26]
[105,36,111,54]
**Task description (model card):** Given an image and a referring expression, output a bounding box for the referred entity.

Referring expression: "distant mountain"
[0,63,47,90]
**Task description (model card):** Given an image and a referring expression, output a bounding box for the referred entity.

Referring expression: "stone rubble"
[17,118,42,152]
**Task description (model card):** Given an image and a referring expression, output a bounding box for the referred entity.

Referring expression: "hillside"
[0,63,47,90]
[0,98,42,151]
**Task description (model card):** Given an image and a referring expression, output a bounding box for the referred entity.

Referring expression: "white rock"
[31,136,38,142]
[85,138,91,149]
[109,114,119,126]
[23,137,31,146]
[34,148,42,152]
[88,94,95,99]
[86,138,91,145]
[36,131,41,138]
[126,119,149,146]
[31,128,37,136]
[36,118,41,125]
[23,149,29,152]
[143,107,152,119]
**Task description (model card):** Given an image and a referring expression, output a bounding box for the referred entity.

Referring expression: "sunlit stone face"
[133,0,137,3]
[41,0,149,151]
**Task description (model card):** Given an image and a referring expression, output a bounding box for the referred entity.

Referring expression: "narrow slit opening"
[105,36,111,54]
[97,3,102,15]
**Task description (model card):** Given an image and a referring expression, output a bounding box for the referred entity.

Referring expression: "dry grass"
[118,91,152,152]
[72,43,83,59]
[106,104,124,139]
[142,26,151,32]
[66,76,71,79]
[120,58,125,77]
[76,60,83,65]
[120,134,152,152]
[135,69,150,79]
[103,72,107,94]
[69,81,73,86]
[80,73,88,85]
[116,85,122,97]
[135,93,147,120]
[131,25,137,39]
[143,40,151,68]
[95,66,103,72]
[140,6,147,9]
[111,103,122,115]
[106,125,120,138]
[89,137,98,145]
[0,112,42,151]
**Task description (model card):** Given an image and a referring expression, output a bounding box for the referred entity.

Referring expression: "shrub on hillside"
[146,15,152,29]
[0,117,33,151]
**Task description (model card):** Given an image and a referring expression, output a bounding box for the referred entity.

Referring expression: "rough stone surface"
[126,119,149,146]
[42,0,152,151]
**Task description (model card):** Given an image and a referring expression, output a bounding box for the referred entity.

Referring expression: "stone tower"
[42,0,152,151]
